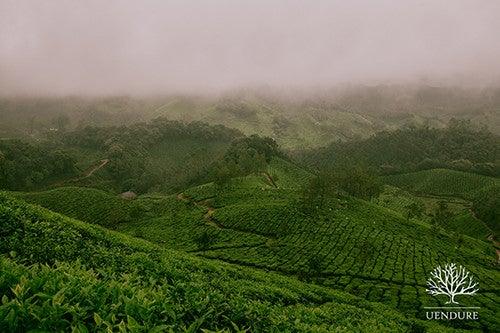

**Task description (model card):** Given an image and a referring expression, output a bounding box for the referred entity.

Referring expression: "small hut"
[120,191,137,200]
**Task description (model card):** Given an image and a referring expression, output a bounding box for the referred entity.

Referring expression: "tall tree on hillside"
[329,164,382,200]
[195,231,217,250]
[472,185,499,236]
[52,114,70,131]
[300,174,333,214]
[432,201,452,228]
[405,201,425,221]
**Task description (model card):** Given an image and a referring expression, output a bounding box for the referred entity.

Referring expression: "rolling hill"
[3,85,500,149]
[1,105,499,331]
[16,161,500,330]
[0,192,459,332]
[383,169,499,199]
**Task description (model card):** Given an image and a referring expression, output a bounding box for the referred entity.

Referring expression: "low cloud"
[1,0,499,95]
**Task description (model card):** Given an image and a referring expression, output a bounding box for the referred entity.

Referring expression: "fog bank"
[1,0,500,95]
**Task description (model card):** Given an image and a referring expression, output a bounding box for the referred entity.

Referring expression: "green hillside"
[0,193,458,332]
[375,186,492,240]
[16,187,135,228]
[15,172,500,330]
[52,176,497,330]
[383,169,499,199]
[1,103,499,331]
[302,122,499,177]
[3,86,500,149]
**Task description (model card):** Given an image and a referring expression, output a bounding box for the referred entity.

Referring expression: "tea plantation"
[383,169,499,199]
[1,118,499,331]
[0,193,461,332]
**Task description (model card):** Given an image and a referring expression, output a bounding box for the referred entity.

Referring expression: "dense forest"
[0,140,76,190]
[302,119,499,176]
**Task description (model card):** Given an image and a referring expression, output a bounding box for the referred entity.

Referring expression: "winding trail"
[82,159,109,178]
[263,171,278,188]
[70,159,109,182]
[176,192,277,239]
[55,159,110,186]
[177,193,222,228]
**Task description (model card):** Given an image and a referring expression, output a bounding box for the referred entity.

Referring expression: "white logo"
[426,263,479,305]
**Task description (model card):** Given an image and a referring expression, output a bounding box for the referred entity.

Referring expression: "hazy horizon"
[1,0,500,96]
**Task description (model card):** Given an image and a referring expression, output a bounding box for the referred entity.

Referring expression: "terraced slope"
[8,164,500,330]
[375,186,492,240]
[0,193,454,332]
[16,187,134,227]
[384,169,499,199]
[121,177,500,330]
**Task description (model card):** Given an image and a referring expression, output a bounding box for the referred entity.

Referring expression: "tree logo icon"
[426,263,479,304]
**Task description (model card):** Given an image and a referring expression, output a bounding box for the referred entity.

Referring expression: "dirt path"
[83,159,109,178]
[177,193,278,239]
[263,171,278,188]
[69,159,109,182]
[203,207,221,228]
[177,193,222,228]
[54,159,109,186]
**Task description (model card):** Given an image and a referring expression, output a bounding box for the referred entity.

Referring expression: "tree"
[307,256,324,275]
[405,201,425,221]
[52,114,70,131]
[431,200,451,228]
[426,263,479,304]
[329,165,382,200]
[359,239,375,260]
[195,231,217,250]
[453,232,465,249]
[300,174,333,214]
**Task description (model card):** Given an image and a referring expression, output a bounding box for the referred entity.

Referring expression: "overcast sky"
[1,0,500,95]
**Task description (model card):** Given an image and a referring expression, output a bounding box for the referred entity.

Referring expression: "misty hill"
[383,169,499,199]
[2,85,500,149]
[302,121,499,176]
[1,101,499,331]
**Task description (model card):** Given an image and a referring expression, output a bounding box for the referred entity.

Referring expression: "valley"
[1,92,499,332]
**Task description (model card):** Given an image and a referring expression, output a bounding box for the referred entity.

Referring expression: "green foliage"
[195,231,217,250]
[304,121,499,176]
[375,186,490,240]
[210,135,283,185]
[54,119,242,193]
[328,165,383,200]
[300,174,334,214]
[0,192,454,332]
[17,187,135,227]
[405,201,425,221]
[0,140,76,190]
[431,201,453,228]
[192,182,499,330]
[307,256,324,275]
[384,169,499,199]
[299,165,381,214]
[472,184,500,235]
